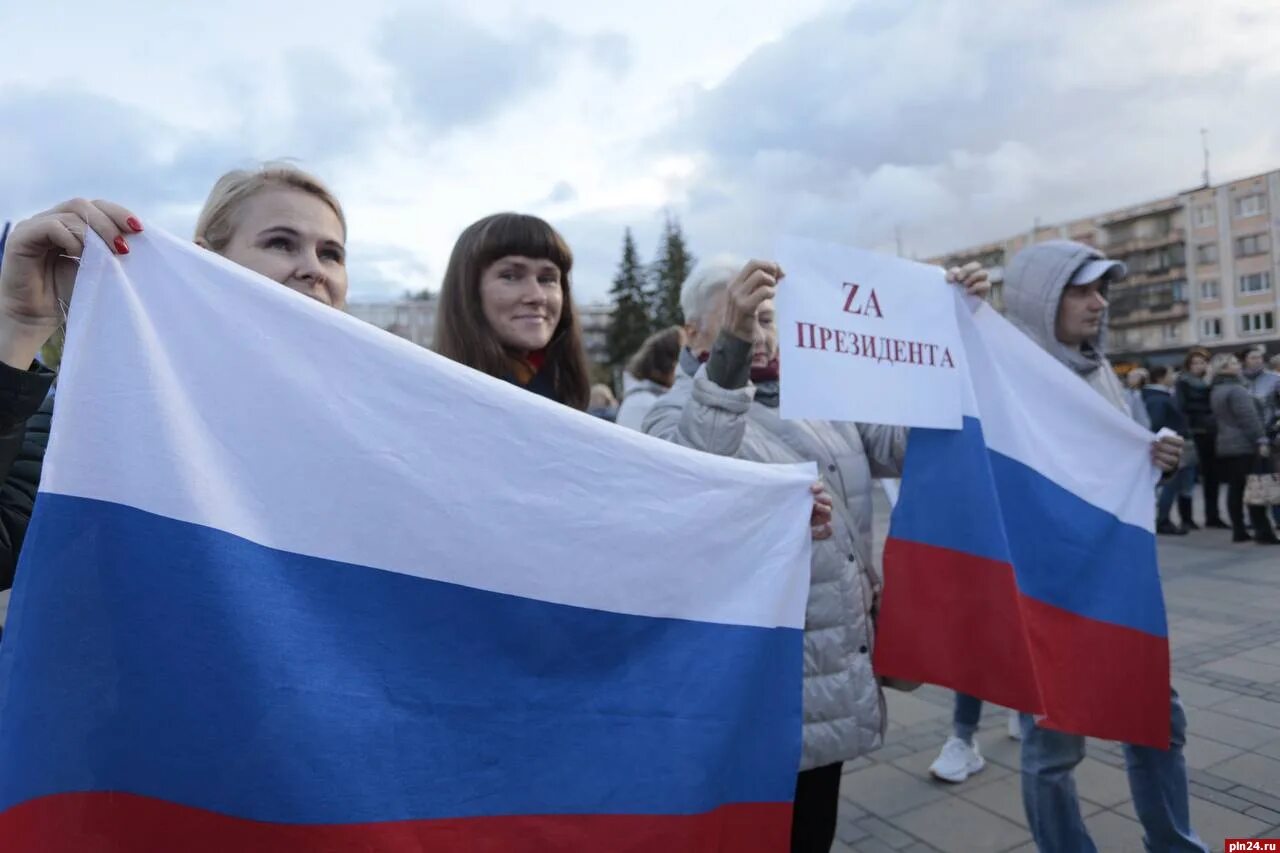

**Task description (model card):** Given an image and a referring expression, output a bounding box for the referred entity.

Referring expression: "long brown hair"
[434,213,591,410]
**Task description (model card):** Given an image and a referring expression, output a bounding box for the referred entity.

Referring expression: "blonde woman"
[0,163,350,597]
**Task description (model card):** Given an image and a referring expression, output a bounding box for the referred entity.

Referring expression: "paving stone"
[1183,737,1245,770]
[1211,696,1280,729]
[1175,680,1241,708]
[1241,644,1280,666]
[1080,809,1146,853]
[1189,784,1256,812]
[836,811,870,845]
[856,815,916,848]
[1190,710,1280,749]
[1189,769,1241,792]
[1245,806,1280,825]
[1204,656,1280,684]
[884,691,955,728]
[892,797,1027,853]
[1209,753,1280,797]
[848,838,898,853]
[1231,787,1280,813]
[839,763,948,818]
[1187,796,1270,849]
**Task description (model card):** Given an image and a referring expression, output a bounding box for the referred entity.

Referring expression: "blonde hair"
[194,161,346,252]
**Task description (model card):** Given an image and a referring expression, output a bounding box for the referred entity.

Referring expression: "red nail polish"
[114,236,130,255]
[126,217,143,233]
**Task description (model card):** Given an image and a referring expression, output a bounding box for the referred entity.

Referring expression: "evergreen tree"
[650,214,695,330]
[605,229,652,367]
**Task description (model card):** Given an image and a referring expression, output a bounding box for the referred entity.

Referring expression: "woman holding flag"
[0,162,351,599]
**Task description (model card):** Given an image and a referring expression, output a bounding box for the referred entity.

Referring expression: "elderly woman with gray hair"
[643,255,988,853]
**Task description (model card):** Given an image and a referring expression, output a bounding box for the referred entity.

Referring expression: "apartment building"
[931,170,1280,364]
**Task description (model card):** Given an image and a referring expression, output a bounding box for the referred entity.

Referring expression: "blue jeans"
[954,692,984,743]
[1019,690,1206,853]
[1157,466,1196,524]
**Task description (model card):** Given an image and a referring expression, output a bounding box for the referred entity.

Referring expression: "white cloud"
[2,0,1278,305]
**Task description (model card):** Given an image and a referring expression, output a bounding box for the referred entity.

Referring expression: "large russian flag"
[873,298,1170,749]
[0,231,816,851]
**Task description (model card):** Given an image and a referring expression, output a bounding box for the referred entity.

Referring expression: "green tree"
[650,214,695,330]
[605,229,652,366]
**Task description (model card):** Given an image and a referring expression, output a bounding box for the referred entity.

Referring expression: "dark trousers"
[792,762,843,853]
[1220,454,1278,540]
[1192,432,1224,521]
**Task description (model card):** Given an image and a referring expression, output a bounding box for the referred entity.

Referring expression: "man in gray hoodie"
[1003,240,1205,853]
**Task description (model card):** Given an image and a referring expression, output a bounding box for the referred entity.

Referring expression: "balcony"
[1102,226,1186,255]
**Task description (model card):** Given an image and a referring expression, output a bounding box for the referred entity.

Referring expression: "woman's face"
[1188,355,1208,377]
[754,298,779,367]
[213,187,348,309]
[1220,355,1241,376]
[479,255,564,353]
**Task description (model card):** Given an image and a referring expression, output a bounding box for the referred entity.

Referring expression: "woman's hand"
[811,481,834,541]
[724,260,783,342]
[0,199,142,369]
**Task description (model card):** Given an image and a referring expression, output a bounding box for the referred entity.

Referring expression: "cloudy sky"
[4,0,1279,303]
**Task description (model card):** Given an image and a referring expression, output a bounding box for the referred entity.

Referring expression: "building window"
[1196,243,1219,265]
[1193,204,1215,228]
[1240,311,1276,335]
[1162,323,1182,342]
[1201,317,1223,340]
[1234,233,1271,257]
[1234,193,1267,218]
[1239,271,1273,294]
[1199,279,1220,301]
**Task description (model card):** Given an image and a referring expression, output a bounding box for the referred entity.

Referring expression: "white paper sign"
[774,236,964,428]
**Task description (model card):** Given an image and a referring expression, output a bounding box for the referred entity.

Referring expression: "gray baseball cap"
[1069,258,1126,285]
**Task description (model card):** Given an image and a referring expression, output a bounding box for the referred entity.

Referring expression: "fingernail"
[114,236,130,254]
[126,217,144,233]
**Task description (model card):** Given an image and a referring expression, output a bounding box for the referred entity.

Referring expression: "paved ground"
[838,493,1280,852]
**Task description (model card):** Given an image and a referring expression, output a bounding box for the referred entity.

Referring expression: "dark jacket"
[1142,385,1189,437]
[0,363,55,591]
[1175,373,1215,434]
[1211,375,1266,458]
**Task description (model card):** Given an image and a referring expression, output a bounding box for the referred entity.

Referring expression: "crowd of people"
[0,160,1267,852]
[1120,346,1280,544]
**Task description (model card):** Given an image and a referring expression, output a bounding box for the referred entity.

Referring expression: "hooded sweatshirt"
[1003,240,1134,419]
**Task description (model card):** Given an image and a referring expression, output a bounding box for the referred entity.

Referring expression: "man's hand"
[945,262,991,299]
[1151,434,1184,473]
[724,260,782,342]
[811,482,833,541]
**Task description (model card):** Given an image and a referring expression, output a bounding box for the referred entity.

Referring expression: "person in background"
[1210,352,1279,545]
[587,384,618,421]
[616,326,683,431]
[1144,365,1197,535]
[1176,348,1223,529]
[1241,346,1280,427]
[1125,367,1152,429]
[433,213,591,410]
[1002,240,1203,853]
[0,163,351,625]
[928,693,1021,784]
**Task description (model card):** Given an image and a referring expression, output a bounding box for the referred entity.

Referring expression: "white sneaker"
[1007,709,1022,741]
[929,736,986,783]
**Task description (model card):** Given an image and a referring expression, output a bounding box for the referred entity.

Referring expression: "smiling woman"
[194,163,349,308]
[434,213,591,410]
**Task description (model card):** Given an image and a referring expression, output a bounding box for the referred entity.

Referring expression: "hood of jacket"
[1004,240,1115,375]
